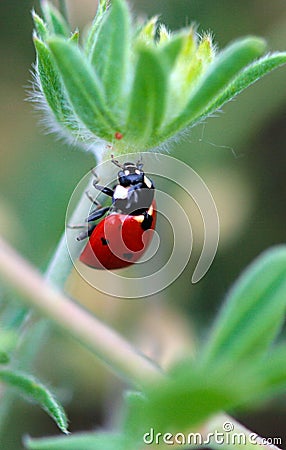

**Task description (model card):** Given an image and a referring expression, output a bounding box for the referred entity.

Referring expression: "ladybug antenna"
[136,154,144,170]
[111,154,124,169]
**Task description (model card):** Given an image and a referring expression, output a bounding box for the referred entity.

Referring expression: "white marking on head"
[114,185,128,200]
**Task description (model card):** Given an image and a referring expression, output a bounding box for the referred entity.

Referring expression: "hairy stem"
[45,174,94,286]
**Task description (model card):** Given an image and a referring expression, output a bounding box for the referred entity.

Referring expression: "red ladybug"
[75,156,156,269]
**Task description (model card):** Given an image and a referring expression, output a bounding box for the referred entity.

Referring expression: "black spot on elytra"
[101,237,109,245]
[123,253,133,260]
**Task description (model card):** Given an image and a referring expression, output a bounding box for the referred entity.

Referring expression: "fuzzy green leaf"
[256,345,286,397]
[130,362,262,436]
[69,30,79,44]
[202,246,286,367]
[24,433,132,450]
[48,37,117,139]
[41,1,70,37]
[137,16,158,44]
[0,352,9,364]
[90,0,130,111]
[201,52,286,119]
[129,351,286,437]
[219,345,286,403]
[122,390,147,438]
[33,36,79,132]
[32,10,48,41]
[126,46,167,145]
[0,329,19,361]
[0,369,68,433]
[85,0,110,55]
[0,297,29,363]
[159,33,185,69]
[33,36,68,120]
[160,36,266,142]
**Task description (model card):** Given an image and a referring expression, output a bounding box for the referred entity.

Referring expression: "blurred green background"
[1,0,286,448]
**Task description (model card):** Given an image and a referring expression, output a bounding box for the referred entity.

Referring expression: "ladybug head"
[112,156,145,187]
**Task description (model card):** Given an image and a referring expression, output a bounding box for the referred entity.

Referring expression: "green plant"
[31,0,286,156]
[2,234,286,449]
[0,0,286,449]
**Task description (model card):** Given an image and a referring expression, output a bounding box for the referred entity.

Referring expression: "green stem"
[45,173,94,286]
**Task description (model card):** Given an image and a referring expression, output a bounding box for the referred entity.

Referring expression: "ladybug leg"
[93,182,114,197]
[91,168,99,184]
[76,222,97,241]
[67,223,96,241]
[73,222,98,241]
[67,223,86,229]
[85,190,102,207]
[86,206,110,223]
[91,168,114,197]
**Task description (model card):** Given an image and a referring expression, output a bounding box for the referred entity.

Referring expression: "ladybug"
[74,156,156,269]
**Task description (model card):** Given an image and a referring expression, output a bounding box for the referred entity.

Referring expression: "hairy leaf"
[159,33,185,69]
[0,369,68,433]
[159,36,266,141]
[85,0,110,55]
[41,1,70,37]
[24,432,132,450]
[0,329,18,361]
[32,10,48,41]
[202,246,286,366]
[69,30,79,44]
[126,46,167,145]
[201,52,286,119]
[48,37,117,139]
[90,0,131,111]
[128,363,260,436]
[33,36,79,132]
[255,345,286,398]
[0,352,9,364]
